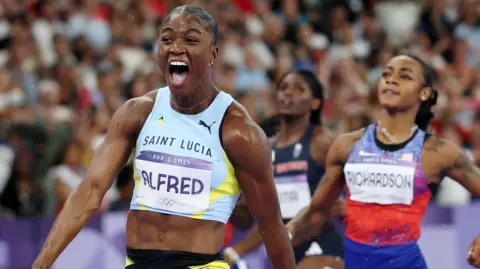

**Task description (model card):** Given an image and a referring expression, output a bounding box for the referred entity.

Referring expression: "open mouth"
[382,89,399,95]
[169,60,189,86]
[278,98,294,108]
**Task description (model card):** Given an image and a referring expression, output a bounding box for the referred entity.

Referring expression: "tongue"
[172,72,187,86]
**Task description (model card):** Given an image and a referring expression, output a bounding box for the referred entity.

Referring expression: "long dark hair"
[276,69,325,125]
[402,54,438,131]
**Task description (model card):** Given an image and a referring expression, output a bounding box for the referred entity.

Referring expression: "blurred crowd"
[0,0,479,218]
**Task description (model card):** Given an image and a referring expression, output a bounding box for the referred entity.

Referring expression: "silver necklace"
[170,88,214,111]
[377,122,418,144]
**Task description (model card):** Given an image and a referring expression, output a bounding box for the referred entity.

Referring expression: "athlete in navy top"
[224,70,344,269]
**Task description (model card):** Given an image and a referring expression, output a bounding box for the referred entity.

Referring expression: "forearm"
[260,220,296,269]
[231,223,263,256]
[287,206,326,248]
[34,183,101,268]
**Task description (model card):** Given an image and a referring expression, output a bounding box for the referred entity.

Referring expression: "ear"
[211,45,219,62]
[311,98,321,111]
[419,86,432,102]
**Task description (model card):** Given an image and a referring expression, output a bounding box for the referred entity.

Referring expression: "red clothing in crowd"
[224,221,234,246]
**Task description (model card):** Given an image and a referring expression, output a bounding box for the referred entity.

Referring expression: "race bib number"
[344,162,415,205]
[275,175,311,219]
[134,151,212,214]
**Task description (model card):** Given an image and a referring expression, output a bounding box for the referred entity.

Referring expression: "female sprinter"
[33,5,296,269]
[285,54,480,269]
[224,70,344,269]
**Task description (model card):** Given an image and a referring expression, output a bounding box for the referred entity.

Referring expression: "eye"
[186,37,200,44]
[400,75,412,80]
[161,36,173,43]
[382,72,390,78]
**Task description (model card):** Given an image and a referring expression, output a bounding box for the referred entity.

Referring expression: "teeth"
[170,61,187,66]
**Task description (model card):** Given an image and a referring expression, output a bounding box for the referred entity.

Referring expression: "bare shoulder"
[222,100,267,147]
[334,128,365,149]
[312,126,335,150]
[328,128,365,164]
[423,135,454,153]
[113,90,157,137]
[310,126,335,164]
[422,135,465,169]
[221,101,270,167]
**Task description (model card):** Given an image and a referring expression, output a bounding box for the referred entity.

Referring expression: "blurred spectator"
[47,142,85,214]
[235,48,270,94]
[376,0,422,48]
[109,165,134,212]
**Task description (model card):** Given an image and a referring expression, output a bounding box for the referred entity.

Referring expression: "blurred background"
[0,0,479,268]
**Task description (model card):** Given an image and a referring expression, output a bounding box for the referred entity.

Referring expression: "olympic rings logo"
[158,198,176,207]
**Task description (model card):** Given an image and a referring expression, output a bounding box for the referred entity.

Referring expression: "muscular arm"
[223,105,295,269]
[442,140,480,197]
[32,97,152,269]
[286,135,349,247]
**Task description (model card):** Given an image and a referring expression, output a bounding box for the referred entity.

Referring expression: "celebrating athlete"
[32,5,295,269]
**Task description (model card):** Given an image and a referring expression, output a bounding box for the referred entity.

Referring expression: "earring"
[209,61,213,66]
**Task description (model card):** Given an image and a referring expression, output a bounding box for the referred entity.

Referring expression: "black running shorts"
[293,224,344,263]
[125,247,229,269]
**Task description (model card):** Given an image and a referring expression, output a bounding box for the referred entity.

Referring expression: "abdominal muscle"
[126,210,226,254]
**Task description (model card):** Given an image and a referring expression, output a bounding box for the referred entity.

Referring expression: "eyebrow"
[160,26,202,36]
[385,66,413,72]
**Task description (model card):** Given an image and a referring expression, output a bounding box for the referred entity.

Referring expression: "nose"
[170,40,186,55]
[386,75,399,86]
[282,87,294,97]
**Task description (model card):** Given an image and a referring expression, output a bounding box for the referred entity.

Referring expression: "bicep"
[83,134,134,196]
[225,121,282,224]
[311,163,345,213]
[311,138,346,213]
[444,149,480,197]
[80,103,140,202]
[233,148,281,224]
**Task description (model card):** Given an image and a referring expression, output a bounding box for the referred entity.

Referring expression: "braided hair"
[165,5,219,45]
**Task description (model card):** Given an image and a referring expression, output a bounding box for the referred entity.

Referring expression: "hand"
[224,251,234,266]
[234,260,250,269]
[223,247,240,266]
[224,255,249,269]
[468,236,480,268]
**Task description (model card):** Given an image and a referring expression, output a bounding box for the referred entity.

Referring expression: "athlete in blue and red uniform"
[285,54,480,269]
